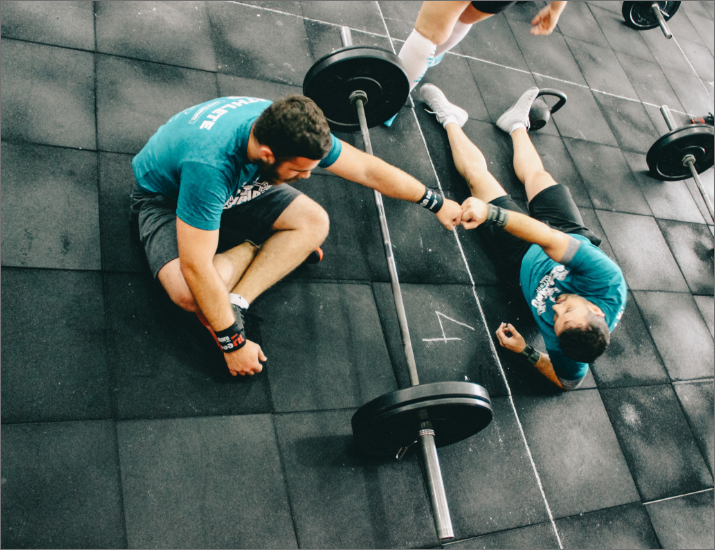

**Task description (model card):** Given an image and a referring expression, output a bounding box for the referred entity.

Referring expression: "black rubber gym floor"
[1,1,713,548]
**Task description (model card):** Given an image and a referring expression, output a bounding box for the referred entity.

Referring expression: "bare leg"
[510,128,558,202]
[445,122,507,203]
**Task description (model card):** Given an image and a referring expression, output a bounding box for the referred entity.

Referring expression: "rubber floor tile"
[556,502,659,549]
[646,490,715,549]
[286,173,390,282]
[513,389,640,518]
[1,142,101,270]
[207,2,313,86]
[274,409,437,548]
[680,37,714,86]
[118,415,297,549]
[96,2,216,71]
[623,150,706,225]
[511,23,588,86]
[657,219,715,295]
[96,54,218,155]
[475,284,597,396]
[255,282,397,412]
[537,76,619,148]
[666,5,707,46]
[684,8,715,55]
[1,269,111,423]
[578,207,618,261]
[445,522,558,549]
[305,18,394,67]
[641,26,695,72]
[615,51,685,111]
[300,1,385,35]
[565,36,639,99]
[105,272,272,420]
[662,66,715,116]
[693,295,714,336]
[674,381,715,475]
[590,291,669,388]
[458,13,530,72]
[1,421,125,549]
[596,210,689,291]
[437,397,553,539]
[378,1,421,41]
[563,139,651,215]
[601,384,713,501]
[0,39,96,150]
[593,92,661,155]
[684,170,715,225]
[556,0,610,49]
[99,152,149,274]
[0,0,95,50]
[239,1,304,16]
[683,0,715,21]
[468,60,558,137]
[632,290,714,381]
[588,4,656,62]
[217,73,302,99]
[413,53,490,124]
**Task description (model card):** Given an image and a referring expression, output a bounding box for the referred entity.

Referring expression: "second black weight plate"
[303,46,409,131]
[351,381,493,457]
[646,125,715,181]
[622,1,680,30]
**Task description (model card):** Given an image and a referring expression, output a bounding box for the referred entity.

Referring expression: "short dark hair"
[557,311,610,363]
[253,95,332,161]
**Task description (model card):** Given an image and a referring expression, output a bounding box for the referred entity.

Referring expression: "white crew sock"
[398,29,437,91]
[229,293,249,310]
[510,122,527,134]
[435,21,473,56]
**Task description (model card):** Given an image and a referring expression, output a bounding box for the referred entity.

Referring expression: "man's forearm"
[181,261,235,331]
[550,1,567,15]
[362,155,425,202]
[489,205,570,262]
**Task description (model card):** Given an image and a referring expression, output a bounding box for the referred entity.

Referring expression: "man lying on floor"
[420,84,627,390]
[130,95,463,377]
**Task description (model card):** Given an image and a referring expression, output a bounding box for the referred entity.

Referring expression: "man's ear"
[258,145,275,165]
[589,302,605,318]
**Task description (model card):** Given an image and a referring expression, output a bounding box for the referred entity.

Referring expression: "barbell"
[648,105,714,222]
[303,28,493,542]
[622,1,681,39]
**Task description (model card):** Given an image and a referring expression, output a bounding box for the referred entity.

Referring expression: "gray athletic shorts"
[129,183,302,278]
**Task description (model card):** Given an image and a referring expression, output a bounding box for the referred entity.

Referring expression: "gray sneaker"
[419,83,469,128]
[496,87,539,134]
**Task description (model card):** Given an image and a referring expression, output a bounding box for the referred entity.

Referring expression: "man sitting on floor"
[130,95,463,377]
[420,84,626,390]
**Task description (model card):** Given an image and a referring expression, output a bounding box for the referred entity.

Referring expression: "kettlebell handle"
[536,88,567,114]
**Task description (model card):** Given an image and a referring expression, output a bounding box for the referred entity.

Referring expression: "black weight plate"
[303,46,409,131]
[622,1,680,30]
[646,125,715,181]
[351,381,493,457]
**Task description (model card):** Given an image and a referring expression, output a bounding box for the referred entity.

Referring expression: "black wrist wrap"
[418,187,444,213]
[485,203,509,227]
[215,321,246,353]
[521,344,540,366]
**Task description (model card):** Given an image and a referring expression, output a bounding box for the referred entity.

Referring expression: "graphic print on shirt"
[531,265,569,316]
[223,180,272,209]
[199,97,269,130]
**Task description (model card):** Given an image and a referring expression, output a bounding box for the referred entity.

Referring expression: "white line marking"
[644,487,714,505]
[422,311,475,343]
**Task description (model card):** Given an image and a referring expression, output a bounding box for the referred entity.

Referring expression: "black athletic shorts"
[471,1,517,14]
[482,184,602,286]
[129,183,302,278]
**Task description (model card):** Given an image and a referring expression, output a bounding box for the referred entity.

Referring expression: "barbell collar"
[651,3,673,39]
[340,26,353,48]
[350,90,368,107]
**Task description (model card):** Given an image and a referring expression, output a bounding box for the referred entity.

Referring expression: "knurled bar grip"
[341,26,454,541]
[661,105,715,221]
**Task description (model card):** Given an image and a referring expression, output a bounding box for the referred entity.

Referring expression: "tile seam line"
[223,1,699,117]
[643,487,714,505]
[375,4,563,549]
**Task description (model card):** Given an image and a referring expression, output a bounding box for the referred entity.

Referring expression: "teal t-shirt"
[519,234,627,380]
[132,96,342,230]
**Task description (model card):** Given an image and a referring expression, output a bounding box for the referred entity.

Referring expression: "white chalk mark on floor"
[422,311,476,342]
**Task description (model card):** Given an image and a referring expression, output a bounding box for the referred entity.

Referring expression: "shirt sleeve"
[547,347,589,381]
[176,162,231,231]
[565,235,622,286]
[318,134,343,168]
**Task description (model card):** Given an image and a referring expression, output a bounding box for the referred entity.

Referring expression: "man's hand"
[531,2,564,35]
[224,340,267,376]
[496,322,527,353]
[436,198,463,230]
[460,197,488,229]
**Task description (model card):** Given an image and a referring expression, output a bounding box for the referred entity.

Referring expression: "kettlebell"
[529,89,567,131]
